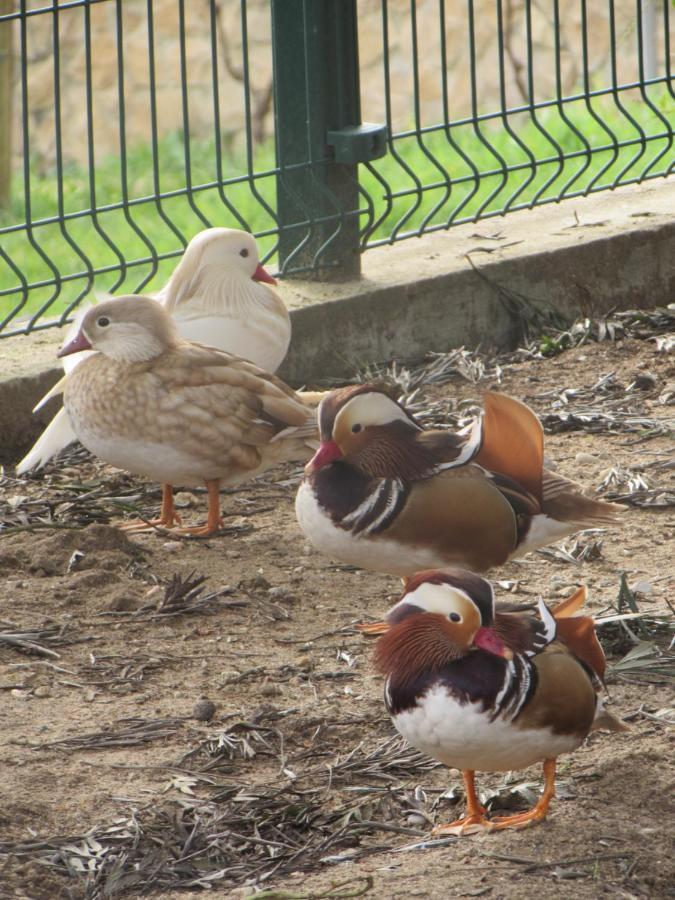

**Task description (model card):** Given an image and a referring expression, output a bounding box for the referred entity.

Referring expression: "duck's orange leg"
[171,479,224,537]
[432,770,491,836]
[489,757,556,831]
[119,484,183,532]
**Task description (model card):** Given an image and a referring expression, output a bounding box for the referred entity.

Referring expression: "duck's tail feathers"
[15,408,77,475]
[542,469,625,527]
[33,374,68,413]
[591,697,630,732]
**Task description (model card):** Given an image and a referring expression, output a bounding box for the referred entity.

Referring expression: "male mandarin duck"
[374,569,627,835]
[56,295,316,536]
[295,384,623,576]
[17,228,290,474]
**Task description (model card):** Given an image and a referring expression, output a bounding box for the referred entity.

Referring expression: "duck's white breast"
[392,684,583,772]
[175,314,290,373]
[72,423,215,487]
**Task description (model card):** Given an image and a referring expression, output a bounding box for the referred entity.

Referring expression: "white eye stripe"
[398,582,475,619]
[334,393,419,434]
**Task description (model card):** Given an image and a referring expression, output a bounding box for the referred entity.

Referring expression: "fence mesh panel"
[0,0,673,337]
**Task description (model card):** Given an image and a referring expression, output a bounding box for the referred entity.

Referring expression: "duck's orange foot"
[356,621,388,636]
[432,813,491,837]
[118,511,183,533]
[169,517,226,538]
[119,485,183,532]
[487,806,550,832]
[487,757,556,831]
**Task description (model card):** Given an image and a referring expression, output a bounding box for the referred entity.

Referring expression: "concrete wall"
[1,178,674,464]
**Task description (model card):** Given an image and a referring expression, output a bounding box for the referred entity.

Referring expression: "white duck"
[58,295,315,535]
[16,228,291,474]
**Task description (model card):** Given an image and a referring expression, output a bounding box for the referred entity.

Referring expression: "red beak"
[57,330,93,358]
[474,627,513,660]
[305,440,343,475]
[252,262,277,286]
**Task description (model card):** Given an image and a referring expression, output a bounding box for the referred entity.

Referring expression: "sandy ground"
[0,329,673,900]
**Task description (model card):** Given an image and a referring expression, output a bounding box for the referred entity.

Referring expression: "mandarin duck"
[16,228,290,474]
[295,385,623,576]
[374,569,627,835]
[56,295,316,536]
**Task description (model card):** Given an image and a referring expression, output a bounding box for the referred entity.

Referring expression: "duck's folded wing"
[474,392,545,503]
[495,598,557,658]
[151,348,317,469]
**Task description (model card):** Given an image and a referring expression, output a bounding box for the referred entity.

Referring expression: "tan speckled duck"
[59,295,316,535]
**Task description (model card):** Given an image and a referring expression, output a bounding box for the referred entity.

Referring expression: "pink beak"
[305,440,343,475]
[474,627,513,660]
[252,262,277,286]
[57,330,93,358]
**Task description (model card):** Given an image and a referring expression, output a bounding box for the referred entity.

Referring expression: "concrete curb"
[1,178,674,464]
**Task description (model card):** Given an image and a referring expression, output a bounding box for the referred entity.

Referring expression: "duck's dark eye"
[240,248,249,258]
[352,424,362,434]
[449,612,462,623]
[97,316,110,327]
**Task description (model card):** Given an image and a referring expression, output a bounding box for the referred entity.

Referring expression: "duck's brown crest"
[318,382,418,439]
[375,613,464,682]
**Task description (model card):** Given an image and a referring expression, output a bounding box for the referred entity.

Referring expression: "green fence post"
[0,0,14,210]
[271,0,385,280]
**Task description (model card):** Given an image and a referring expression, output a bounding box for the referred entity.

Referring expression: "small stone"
[193,699,217,721]
[296,655,313,671]
[575,452,597,465]
[33,686,52,698]
[225,550,240,559]
[406,813,428,827]
[174,491,198,507]
[162,541,183,552]
[630,580,653,596]
[261,682,282,697]
[632,372,657,390]
[84,689,97,702]
[107,592,138,612]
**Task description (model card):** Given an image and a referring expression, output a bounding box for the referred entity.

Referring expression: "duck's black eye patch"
[240,248,249,258]
[352,424,362,433]
[97,316,110,327]
[449,612,461,623]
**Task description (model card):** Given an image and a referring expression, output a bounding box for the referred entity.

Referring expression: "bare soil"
[0,333,673,900]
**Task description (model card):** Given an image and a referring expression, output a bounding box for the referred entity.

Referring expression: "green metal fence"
[0,0,673,337]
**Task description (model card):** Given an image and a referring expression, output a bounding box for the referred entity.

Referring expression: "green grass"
[1,87,673,331]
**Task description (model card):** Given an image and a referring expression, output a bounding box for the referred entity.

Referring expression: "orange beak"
[252,262,277,285]
[57,330,92,358]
